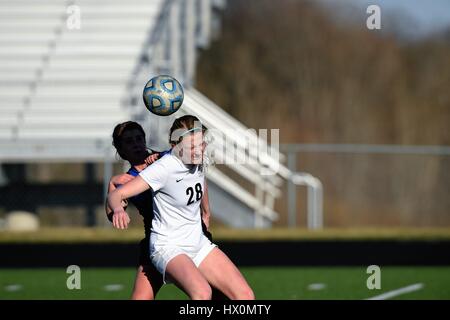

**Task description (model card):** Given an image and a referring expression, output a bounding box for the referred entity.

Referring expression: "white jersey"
[139,150,205,248]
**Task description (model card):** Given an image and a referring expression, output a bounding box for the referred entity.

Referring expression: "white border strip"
[366,283,424,300]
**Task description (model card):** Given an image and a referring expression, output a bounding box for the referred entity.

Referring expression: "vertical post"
[170,0,181,78]
[254,185,264,229]
[307,185,314,229]
[265,187,275,228]
[103,160,113,199]
[287,151,297,228]
[85,163,96,226]
[103,151,114,228]
[185,0,196,86]
[307,177,323,230]
[198,0,211,47]
[312,180,323,229]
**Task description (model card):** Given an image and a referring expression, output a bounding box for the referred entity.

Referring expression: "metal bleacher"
[0,0,323,228]
[0,0,162,143]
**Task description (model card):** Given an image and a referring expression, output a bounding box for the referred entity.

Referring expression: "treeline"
[196,0,450,227]
[197,0,450,145]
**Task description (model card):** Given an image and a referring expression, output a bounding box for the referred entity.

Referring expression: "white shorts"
[150,234,217,284]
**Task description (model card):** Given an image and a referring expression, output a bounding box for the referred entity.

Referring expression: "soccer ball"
[143,75,184,116]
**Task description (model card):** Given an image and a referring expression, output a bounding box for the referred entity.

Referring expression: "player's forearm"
[107,189,126,214]
[105,182,116,216]
[108,177,148,214]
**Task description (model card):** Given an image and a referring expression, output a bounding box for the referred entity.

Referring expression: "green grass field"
[1,266,449,300]
[1,228,449,300]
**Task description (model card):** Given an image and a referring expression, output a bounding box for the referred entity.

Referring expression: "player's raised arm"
[105,178,117,222]
[108,176,150,229]
[104,174,134,221]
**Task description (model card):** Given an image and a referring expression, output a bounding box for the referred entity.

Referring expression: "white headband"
[170,126,203,143]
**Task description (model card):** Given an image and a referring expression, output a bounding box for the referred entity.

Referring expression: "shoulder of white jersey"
[164,151,186,168]
[160,151,179,165]
[149,151,182,171]
[137,152,171,176]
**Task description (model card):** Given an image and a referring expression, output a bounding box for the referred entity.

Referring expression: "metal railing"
[123,0,283,227]
[282,143,450,229]
[291,172,323,230]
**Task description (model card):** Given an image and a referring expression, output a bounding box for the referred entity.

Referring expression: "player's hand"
[144,153,160,165]
[111,173,134,186]
[112,207,131,230]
